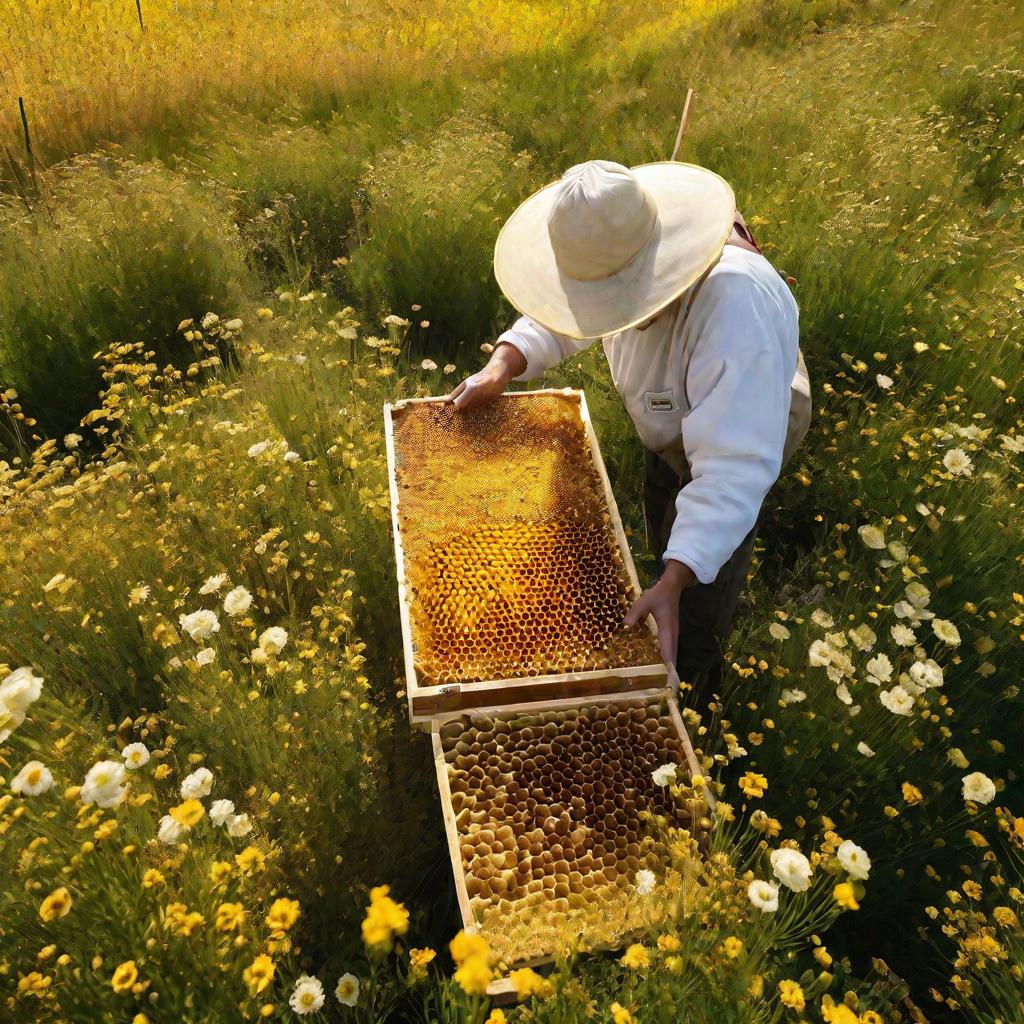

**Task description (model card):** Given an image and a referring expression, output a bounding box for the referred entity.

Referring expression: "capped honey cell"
[390,394,661,686]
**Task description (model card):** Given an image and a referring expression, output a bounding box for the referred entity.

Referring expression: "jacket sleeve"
[496,315,597,382]
[662,272,793,584]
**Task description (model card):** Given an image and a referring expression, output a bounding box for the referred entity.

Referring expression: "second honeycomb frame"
[383,388,671,725]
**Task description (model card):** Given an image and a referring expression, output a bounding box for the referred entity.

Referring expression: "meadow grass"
[0,0,1023,1021]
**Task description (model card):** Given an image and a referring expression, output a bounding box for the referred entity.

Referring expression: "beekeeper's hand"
[622,559,695,665]
[445,342,527,411]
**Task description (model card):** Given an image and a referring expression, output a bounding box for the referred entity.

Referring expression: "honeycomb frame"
[431,688,709,987]
[384,389,668,724]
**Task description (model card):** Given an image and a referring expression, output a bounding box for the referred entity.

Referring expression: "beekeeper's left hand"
[622,559,695,665]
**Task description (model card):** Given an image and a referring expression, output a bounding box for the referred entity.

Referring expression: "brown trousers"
[643,448,761,706]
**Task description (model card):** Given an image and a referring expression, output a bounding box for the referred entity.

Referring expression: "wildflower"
[651,762,677,786]
[890,623,916,646]
[780,688,806,704]
[902,782,923,805]
[244,954,276,995]
[724,936,743,958]
[210,798,235,826]
[266,897,300,933]
[64,432,82,448]
[12,760,54,796]
[362,885,409,948]
[771,848,812,892]
[813,946,833,967]
[39,887,73,922]
[510,967,553,998]
[833,882,860,910]
[128,584,150,606]
[909,659,943,689]
[178,609,220,641]
[848,623,876,651]
[857,524,886,549]
[658,934,681,952]
[122,743,150,769]
[195,647,216,666]
[857,742,875,757]
[837,840,871,880]
[181,767,214,799]
[409,947,436,979]
[821,998,860,1023]
[485,1012,506,1024]
[876,374,893,389]
[258,626,289,655]
[443,363,456,374]
[611,1002,636,1024]
[861,1012,884,1024]
[932,619,960,645]
[865,654,892,683]
[0,666,44,741]
[420,358,438,371]
[739,772,767,798]
[961,772,996,805]
[747,879,779,913]
[778,979,805,1010]
[335,973,360,1006]
[142,868,164,888]
[750,810,782,836]
[943,448,973,476]
[18,972,52,997]
[158,811,186,844]
[199,574,227,594]
[227,813,253,837]
[635,868,656,895]
[210,861,232,885]
[769,622,791,640]
[811,609,835,629]
[223,586,252,617]
[620,943,650,970]
[215,902,246,932]
[81,760,127,808]
[247,440,274,458]
[284,450,301,462]
[111,960,138,993]
[453,951,492,994]
[879,685,914,716]
[235,846,266,874]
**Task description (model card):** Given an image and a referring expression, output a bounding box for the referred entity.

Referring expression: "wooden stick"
[670,88,695,161]
[135,0,145,32]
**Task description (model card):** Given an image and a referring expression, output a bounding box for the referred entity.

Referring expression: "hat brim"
[493,162,735,341]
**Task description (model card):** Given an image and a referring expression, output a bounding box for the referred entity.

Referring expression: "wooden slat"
[431,724,474,930]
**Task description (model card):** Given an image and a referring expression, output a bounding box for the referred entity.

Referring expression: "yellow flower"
[111,960,138,993]
[658,933,681,953]
[611,1003,636,1024]
[723,936,743,959]
[860,1012,884,1024]
[243,954,275,995]
[901,782,923,805]
[409,947,436,979]
[834,882,860,911]
[210,860,232,885]
[485,1011,506,1024]
[449,930,488,964]
[822,1000,861,1024]
[739,772,768,798]
[454,953,493,995]
[664,954,684,974]
[749,974,764,997]
[778,979,805,1011]
[215,902,246,932]
[18,971,52,997]
[265,897,300,933]
[132,1015,150,1024]
[169,798,204,827]
[235,846,266,874]
[361,885,409,948]
[620,944,650,970]
[509,967,553,998]
[142,868,165,889]
[39,887,73,922]
[814,946,833,967]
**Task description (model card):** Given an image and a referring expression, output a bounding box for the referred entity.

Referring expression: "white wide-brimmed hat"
[493,160,735,340]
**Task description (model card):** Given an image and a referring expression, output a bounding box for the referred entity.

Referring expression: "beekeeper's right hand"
[445,342,527,412]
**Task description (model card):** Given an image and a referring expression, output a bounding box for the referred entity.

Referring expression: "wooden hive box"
[383,388,668,725]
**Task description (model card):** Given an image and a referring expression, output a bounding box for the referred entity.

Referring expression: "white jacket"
[496,244,806,585]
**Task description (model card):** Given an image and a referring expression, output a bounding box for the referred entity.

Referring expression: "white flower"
[258,626,289,655]
[290,975,325,1015]
[224,318,243,332]
[181,767,214,799]
[932,619,960,646]
[250,647,268,666]
[747,879,779,913]
[858,524,886,549]
[848,624,877,651]
[999,433,1024,454]
[635,869,656,895]
[227,813,253,837]
[64,432,82,448]
[880,685,914,716]
[199,574,228,595]
[651,762,677,787]
[891,624,917,647]
[81,760,127,808]
[122,742,150,769]
[808,639,832,667]
[11,761,53,796]
[780,688,806,704]
[292,353,307,365]
[768,622,791,641]
[209,799,236,827]
[835,683,853,706]
[128,584,150,606]
[158,814,185,844]
[811,609,834,629]
[943,448,973,476]
[335,973,360,1007]
[904,581,930,608]
[865,653,893,683]
[887,540,908,562]
[223,586,253,617]
[201,312,220,328]
[382,314,410,327]
[909,659,944,689]
[179,609,220,642]
[194,647,215,667]
[43,573,67,592]
[876,373,893,389]
[0,666,44,742]
[247,440,273,458]
[443,363,456,374]
[857,741,876,758]
[837,839,871,880]
[284,450,301,462]
[420,358,438,371]
[770,848,812,892]
[961,772,996,805]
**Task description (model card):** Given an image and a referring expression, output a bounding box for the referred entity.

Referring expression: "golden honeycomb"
[390,393,661,685]
[440,696,702,964]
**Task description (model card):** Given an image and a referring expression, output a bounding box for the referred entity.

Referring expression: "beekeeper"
[447,159,811,701]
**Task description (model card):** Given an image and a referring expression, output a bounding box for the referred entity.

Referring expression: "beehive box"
[432,689,710,993]
[384,388,668,724]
